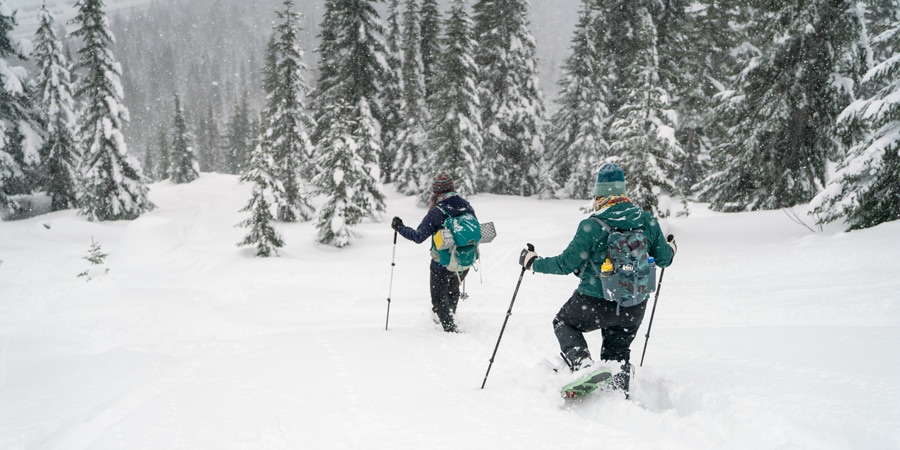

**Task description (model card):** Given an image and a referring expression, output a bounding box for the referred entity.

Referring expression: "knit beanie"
[432,172,455,194]
[592,163,626,197]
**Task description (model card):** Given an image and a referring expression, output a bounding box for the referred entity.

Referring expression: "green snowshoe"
[560,368,614,399]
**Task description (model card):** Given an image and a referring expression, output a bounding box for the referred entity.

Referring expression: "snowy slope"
[1,173,899,449]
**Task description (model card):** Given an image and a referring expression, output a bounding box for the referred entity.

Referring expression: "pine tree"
[545,0,611,200]
[311,0,387,148]
[845,146,900,230]
[195,103,220,173]
[265,0,314,222]
[236,126,284,257]
[472,0,546,196]
[423,0,482,198]
[699,0,866,212]
[863,0,900,63]
[419,0,441,101]
[313,101,382,247]
[169,94,199,184]
[225,93,253,174]
[380,0,404,183]
[1,2,40,211]
[310,0,387,236]
[309,0,341,147]
[392,0,429,197]
[142,139,155,181]
[155,123,169,180]
[31,3,80,211]
[76,236,109,280]
[605,1,682,216]
[666,1,751,197]
[811,12,900,230]
[71,0,153,221]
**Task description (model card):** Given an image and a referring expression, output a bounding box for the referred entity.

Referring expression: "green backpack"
[431,207,481,272]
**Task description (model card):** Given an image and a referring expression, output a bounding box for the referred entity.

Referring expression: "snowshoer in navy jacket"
[392,172,475,333]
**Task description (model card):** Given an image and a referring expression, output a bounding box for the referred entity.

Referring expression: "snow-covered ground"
[1,173,898,449]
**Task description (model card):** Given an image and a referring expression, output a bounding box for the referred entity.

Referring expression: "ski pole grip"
[393,230,398,244]
[666,234,674,243]
[527,243,534,252]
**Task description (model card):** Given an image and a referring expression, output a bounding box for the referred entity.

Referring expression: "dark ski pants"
[553,291,647,365]
[430,266,468,332]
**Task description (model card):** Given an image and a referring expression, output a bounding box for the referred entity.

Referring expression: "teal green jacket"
[531,202,674,299]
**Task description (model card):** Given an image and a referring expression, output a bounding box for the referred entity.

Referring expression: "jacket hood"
[594,202,646,229]
[436,193,475,217]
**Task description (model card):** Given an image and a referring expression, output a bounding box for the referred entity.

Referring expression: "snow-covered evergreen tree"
[31,3,79,211]
[380,0,404,183]
[195,103,220,173]
[862,0,899,63]
[142,138,155,181]
[71,0,153,221]
[472,0,546,196]
[392,0,429,197]
[265,0,314,222]
[419,0,441,101]
[660,0,755,195]
[310,0,386,235]
[311,0,387,148]
[545,0,610,200]
[605,1,682,216]
[653,0,736,197]
[224,93,253,175]
[811,12,900,230]
[423,0,481,198]
[236,127,284,257]
[313,101,383,247]
[351,100,386,221]
[699,0,866,212]
[169,94,199,184]
[155,123,169,180]
[1,1,40,212]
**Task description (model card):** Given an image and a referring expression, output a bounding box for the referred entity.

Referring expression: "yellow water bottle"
[600,258,613,278]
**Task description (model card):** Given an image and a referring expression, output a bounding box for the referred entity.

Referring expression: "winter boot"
[560,352,594,373]
[611,361,634,398]
[432,311,458,333]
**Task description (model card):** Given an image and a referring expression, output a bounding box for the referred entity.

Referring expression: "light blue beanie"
[592,163,626,197]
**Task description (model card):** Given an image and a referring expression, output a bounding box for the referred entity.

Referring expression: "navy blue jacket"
[397,193,476,271]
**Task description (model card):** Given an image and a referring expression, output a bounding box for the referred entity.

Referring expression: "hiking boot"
[611,362,634,396]
[560,352,594,373]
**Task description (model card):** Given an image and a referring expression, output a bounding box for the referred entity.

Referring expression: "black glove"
[667,234,677,255]
[519,243,538,270]
[391,216,403,231]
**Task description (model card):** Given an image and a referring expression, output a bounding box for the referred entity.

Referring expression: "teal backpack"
[587,217,656,313]
[431,207,481,272]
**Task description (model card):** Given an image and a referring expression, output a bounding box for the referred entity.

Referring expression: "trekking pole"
[639,235,674,366]
[385,230,398,331]
[481,244,531,389]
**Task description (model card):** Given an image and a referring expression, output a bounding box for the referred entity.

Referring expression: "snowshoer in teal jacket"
[518,163,677,394]
[532,200,673,299]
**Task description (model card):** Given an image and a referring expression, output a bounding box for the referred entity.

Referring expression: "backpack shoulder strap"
[589,215,612,233]
[578,216,611,278]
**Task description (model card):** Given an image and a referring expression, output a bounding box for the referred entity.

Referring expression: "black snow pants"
[553,290,647,365]
[430,265,468,332]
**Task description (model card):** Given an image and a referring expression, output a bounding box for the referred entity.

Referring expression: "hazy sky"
[8,0,579,100]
